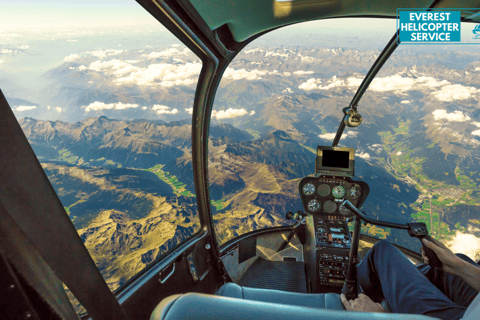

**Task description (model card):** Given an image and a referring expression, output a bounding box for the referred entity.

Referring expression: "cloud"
[299,78,322,90]
[224,68,268,80]
[446,231,480,262]
[67,39,78,42]
[18,45,29,49]
[185,108,193,114]
[0,59,3,64]
[282,87,293,93]
[369,75,449,93]
[318,131,357,140]
[14,105,37,111]
[249,110,255,116]
[318,132,336,140]
[142,106,147,110]
[300,56,316,62]
[472,122,480,128]
[116,62,201,87]
[401,100,411,104]
[357,152,371,160]
[88,59,137,74]
[0,49,14,54]
[56,107,63,113]
[84,101,139,112]
[79,65,87,71]
[147,47,188,59]
[212,108,248,120]
[293,71,314,75]
[89,49,123,59]
[265,51,289,58]
[64,54,80,62]
[152,105,179,115]
[432,84,480,101]
[432,110,471,122]
[472,130,480,136]
[369,75,416,92]
[299,76,362,91]
[244,48,264,54]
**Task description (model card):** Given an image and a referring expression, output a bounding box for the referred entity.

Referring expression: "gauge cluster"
[299,175,369,293]
[299,176,369,216]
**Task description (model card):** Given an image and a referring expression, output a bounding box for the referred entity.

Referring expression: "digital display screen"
[329,279,344,284]
[322,150,349,168]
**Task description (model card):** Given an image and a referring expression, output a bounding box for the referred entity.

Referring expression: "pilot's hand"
[421,238,463,276]
[340,293,386,313]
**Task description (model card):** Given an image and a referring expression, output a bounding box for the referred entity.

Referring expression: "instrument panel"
[299,176,368,217]
[300,175,369,292]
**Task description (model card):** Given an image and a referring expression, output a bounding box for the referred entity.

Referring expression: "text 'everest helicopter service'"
[1,0,480,319]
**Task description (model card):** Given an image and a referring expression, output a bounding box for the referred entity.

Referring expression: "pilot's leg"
[417,254,479,308]
[357,240,467,320]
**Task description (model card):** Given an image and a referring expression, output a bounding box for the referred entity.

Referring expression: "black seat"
[215,282,345,310]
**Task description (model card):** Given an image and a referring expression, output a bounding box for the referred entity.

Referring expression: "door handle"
[159,262,175,284]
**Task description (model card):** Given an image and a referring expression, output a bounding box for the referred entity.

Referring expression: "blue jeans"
[357,240,479,320]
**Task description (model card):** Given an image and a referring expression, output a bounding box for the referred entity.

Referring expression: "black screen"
[322,150,349,168]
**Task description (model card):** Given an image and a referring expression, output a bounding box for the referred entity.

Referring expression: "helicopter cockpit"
[1,0,480,320]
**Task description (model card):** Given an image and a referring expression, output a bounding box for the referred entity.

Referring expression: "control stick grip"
[421,235,443,269]
[407,223,443,269]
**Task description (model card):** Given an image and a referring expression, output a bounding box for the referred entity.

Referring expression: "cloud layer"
[84,101,139,112]
[298,73,480,102]
[446,231,480,261]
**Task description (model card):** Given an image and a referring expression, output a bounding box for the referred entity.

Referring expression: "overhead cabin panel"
[189,0,436,42]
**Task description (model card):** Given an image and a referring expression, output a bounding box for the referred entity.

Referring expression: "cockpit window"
[2,1,201,313]
[358,22,480,257]
[209,19,396,246]
[209,18,480,261]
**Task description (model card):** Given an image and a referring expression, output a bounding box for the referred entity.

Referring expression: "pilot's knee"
[371,240,395,253]
[374,240,393,249]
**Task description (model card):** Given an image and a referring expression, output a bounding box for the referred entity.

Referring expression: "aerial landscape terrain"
[2,21,480,305]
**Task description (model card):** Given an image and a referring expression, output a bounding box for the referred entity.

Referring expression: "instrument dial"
[348,185,361,199]
[317,184,331,197]
[323,200,337,214]
[339,203,352,216]
[308,199,321,212]
[303,183,316,196]
[332,185,345,198]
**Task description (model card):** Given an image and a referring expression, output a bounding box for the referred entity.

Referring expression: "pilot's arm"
[422,238,480,292]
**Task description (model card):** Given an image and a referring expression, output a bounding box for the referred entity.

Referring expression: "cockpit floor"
[238,257,307,293]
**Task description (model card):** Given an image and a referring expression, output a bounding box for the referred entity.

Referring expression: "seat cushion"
[215,282,345,310]
[151,292,437,320]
